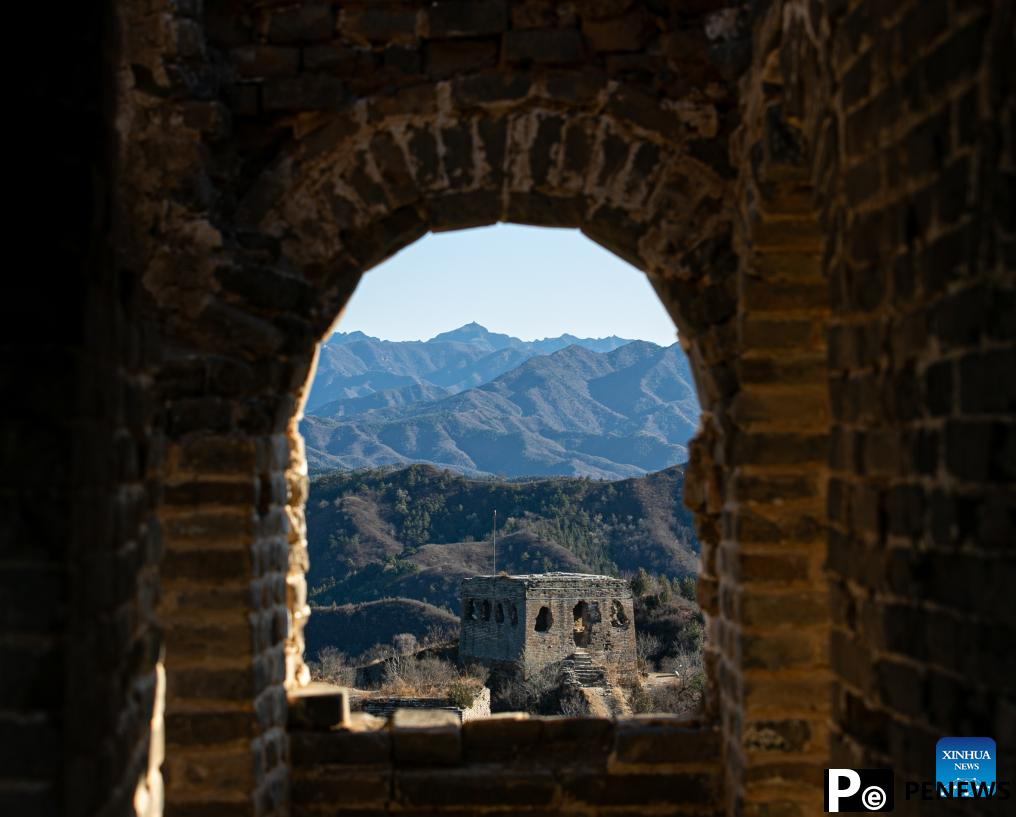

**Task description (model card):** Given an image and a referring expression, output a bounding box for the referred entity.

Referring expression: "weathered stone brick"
[744,719,812,753]
[840,50,871,109]
[583,8,654,52]
[439,120,474,184]
[742,632,819,670]
[583,0,637,21]
[730,387,828,430]
[606,86,678,138]
[504,29,585,64]
[423,39,498,77]
[424,1,507,38]
[461,716,542,762]
[741,591,828,628]
[230,45,300,78]
[339,5,418,45]
[529,115,564,185]
[166,710,260,746]
[452,70,532,106]
[946,420,1016,482]
[382,44,421,74]
[262,75,346,111]
[370,132,417,208]
[612,723,720,765]
[291,767,390,806]
[732,431,826,466]
[960,350,1016,413]
[922,15,990,96]
[887,484,924,536]
[505,192,586,227]
[741,317,819,350]
[426,191,501,231]
[581,207,646,269]
[740,355,826,386]
[561,771,717,805]
[391,710,461,766]
[303,43,374,75]
[544,70,606,105]
[266,5,334,44]
[162,544,251,585]
[394,767,556,807]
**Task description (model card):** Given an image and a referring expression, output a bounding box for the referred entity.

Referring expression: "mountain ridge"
[306,323,645,411]
[301,339,699,479]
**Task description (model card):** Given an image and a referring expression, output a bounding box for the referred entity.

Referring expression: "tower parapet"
[459,573,636,679]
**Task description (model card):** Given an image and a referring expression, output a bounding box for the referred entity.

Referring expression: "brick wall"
[289,695,723,817]
[4,2,1013,817]
[775,0,1016,811]
[3,4,164,817]
[358,686,491,723]
[459,577,528,667]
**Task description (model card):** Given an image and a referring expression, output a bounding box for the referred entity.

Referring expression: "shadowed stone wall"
[289,701,723,817]
[4,4,165,817]
[772,1,1016,813]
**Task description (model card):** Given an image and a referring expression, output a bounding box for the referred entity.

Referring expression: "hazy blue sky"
[333,224,678,346]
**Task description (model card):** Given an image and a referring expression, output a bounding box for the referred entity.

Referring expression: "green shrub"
[446,680,476,709]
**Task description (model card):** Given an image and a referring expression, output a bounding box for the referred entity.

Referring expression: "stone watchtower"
[459,573,636,679]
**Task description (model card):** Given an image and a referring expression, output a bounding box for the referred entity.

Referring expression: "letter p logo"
[826,769,861,812]
[824,768,894,811]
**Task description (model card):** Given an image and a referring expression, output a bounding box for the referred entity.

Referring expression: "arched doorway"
[573,601,592,648]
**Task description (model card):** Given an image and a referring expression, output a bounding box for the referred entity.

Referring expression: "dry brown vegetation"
[309,638,486,708]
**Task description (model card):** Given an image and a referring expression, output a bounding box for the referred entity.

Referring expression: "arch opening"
[297,222,710,719]
[572,601,592,648]
[610,599,629,629]
[215,42,829,732]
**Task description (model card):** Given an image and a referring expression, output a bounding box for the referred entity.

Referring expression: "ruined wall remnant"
[459,573,637,678]
[357,687,491,723]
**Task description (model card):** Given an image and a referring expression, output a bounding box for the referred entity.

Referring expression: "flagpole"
[492,509,497,575]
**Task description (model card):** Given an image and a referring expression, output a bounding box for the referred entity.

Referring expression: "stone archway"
[118,2,835,814]
[227,72,745,693]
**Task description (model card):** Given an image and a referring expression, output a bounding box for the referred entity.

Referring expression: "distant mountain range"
[301,325,699,480]
[306,322,636,412]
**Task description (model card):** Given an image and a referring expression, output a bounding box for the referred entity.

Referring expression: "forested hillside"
[305,464,699,615]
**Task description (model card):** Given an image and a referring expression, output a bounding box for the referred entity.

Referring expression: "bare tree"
[309,647,354,686]
[636,632,662,673]
[392,632,418,655]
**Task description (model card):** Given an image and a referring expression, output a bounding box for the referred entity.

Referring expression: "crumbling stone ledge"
[289,686,722,814]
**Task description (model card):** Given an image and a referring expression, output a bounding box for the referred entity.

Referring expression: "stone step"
[563,652,607,687]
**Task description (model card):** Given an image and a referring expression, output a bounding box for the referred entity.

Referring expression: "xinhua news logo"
[936,737,996,797]
[825,769,894,812]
